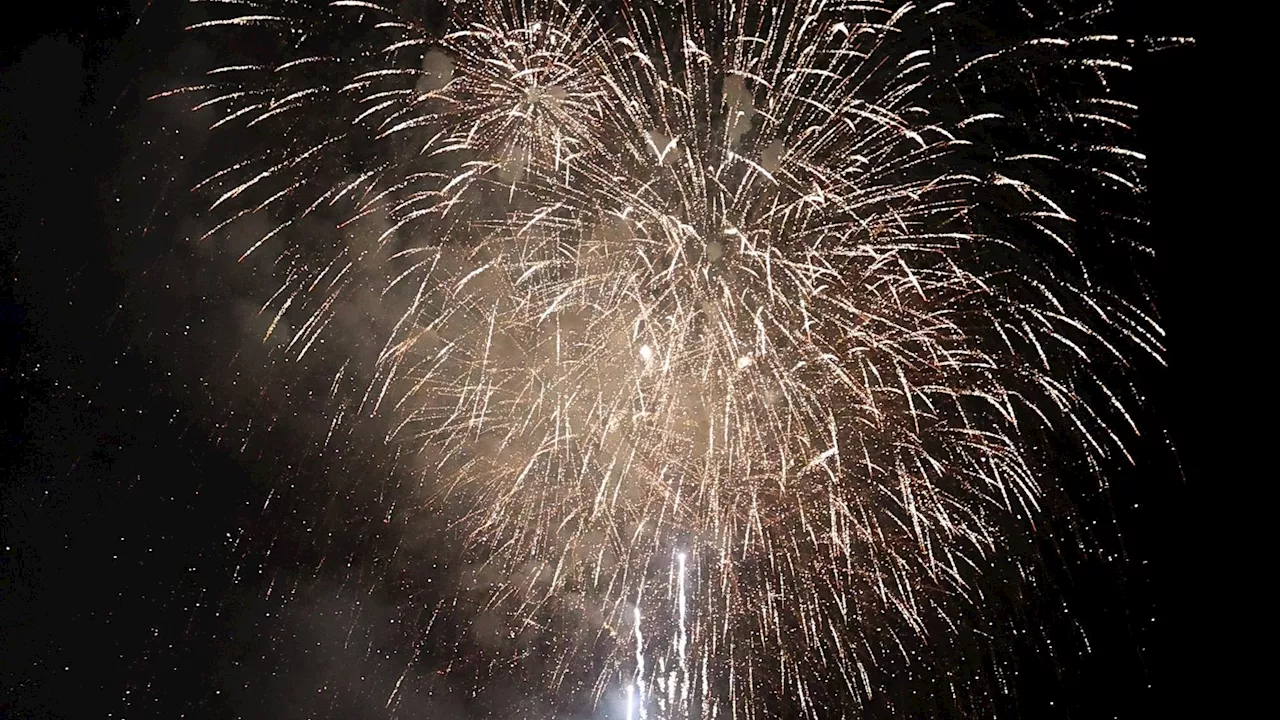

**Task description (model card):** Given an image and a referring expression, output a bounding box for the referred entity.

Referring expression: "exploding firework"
[166,0,1185,716]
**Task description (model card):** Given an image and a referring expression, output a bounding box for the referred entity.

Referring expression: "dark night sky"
[2,2,1232,719]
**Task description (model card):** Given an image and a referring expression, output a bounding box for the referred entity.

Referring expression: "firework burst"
[167,0,1184,715]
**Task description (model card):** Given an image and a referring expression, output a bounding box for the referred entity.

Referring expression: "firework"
[168,0,1184,716]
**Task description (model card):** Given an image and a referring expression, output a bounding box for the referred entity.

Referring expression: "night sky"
[2,2,1228,719]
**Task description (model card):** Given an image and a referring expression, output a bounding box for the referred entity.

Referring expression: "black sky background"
[2,2,1232,719]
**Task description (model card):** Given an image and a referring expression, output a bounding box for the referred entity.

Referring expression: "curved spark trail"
[167,0,1186,716]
